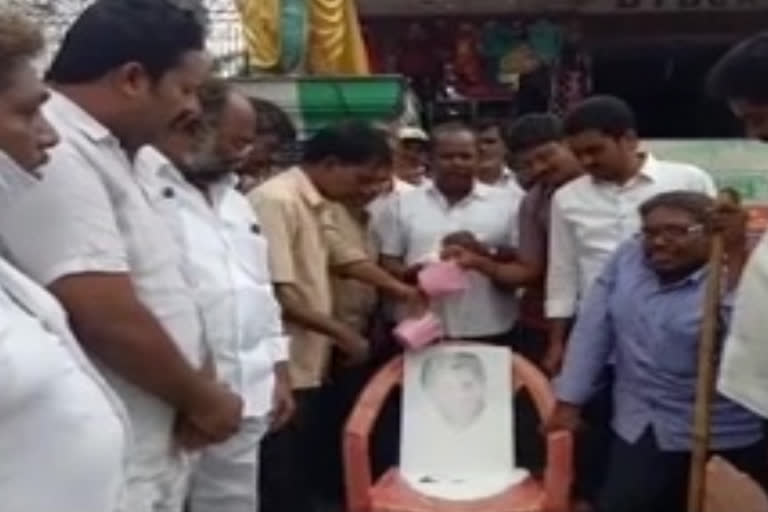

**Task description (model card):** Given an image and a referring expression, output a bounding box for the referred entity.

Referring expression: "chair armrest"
[542,430,574,512]
[343,357,404,512]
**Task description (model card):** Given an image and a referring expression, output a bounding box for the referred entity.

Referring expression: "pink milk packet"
[417,261,469,298]
[393,312,444,350]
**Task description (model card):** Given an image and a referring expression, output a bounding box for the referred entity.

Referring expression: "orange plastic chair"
[343,348,574,512]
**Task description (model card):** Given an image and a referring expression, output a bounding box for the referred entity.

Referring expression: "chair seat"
[369,468,547,512]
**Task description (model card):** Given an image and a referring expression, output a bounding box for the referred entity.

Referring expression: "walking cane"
[687,203,727,512]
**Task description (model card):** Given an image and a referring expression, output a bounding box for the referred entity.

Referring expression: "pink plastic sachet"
[417,261,469,298]
[393,312,444,350]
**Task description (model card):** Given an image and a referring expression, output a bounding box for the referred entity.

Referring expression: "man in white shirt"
[709,34,768,422]
[0,8,128,511]
[379,122,521,341]
[0,2,242,510]
[136,79,292,512]
[544,95,716,507]
[546,95,717,369]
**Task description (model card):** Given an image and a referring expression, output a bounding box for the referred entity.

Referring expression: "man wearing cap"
[393,126,429,186]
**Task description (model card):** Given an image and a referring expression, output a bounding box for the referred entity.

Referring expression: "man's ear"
[621,130,639,152]
[319,156,339,173]
[110,62,150,100]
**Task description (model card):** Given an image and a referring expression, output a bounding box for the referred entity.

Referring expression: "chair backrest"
[343,345,559,512]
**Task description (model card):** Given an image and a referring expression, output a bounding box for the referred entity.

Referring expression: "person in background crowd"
[379,122,520,343]
[448,113,581,367]
[545,95,716,508]
[708,33,768,429]
[0,1,243,510]
[136,79,293,512]
[474,117,524,199]
[393,125,429,186]
[250,120,421,512]
[238,97,297,193]
[0,9,128,511]
[549,191,766,512]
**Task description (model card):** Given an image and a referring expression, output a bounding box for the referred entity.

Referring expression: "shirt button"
[163,187,175,199]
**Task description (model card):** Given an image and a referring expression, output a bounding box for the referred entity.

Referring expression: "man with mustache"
[136,79,292,512]
[0,1,243,509]
[548,191,766,512]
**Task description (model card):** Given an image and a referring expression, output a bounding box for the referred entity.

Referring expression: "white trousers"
[188,416,270,512]
[120,453,194,512]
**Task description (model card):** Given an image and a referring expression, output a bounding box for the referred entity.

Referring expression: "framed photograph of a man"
[400,344,528,500]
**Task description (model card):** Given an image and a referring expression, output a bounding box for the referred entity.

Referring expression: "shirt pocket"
[225,222,271,284]
[656,309,701,378]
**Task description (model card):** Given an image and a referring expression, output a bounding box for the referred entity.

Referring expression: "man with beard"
[0,1,243,510]
[0,8,127,511]
[136,79,292,512]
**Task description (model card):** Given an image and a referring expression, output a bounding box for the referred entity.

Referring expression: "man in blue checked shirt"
[547,191,767,512]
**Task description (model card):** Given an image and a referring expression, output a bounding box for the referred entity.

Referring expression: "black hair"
[302,120,392,168]
[249,97,297,145]
[708,32,768,103]
[430,121,475,151]
[639,191,714,226]
[421,352,486,389]
[564,95,637,138]
[473,117,505,135]
[46,0,207,84]
[505,113,563,154]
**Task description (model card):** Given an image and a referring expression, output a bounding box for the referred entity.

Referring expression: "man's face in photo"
[422,353,487,431]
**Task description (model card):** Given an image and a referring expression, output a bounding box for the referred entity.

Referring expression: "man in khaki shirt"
[249,120,420,512]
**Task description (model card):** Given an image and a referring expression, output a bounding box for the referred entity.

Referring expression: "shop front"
[357,0,768,136]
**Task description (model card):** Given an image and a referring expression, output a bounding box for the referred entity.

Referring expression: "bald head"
[216,89,256,161]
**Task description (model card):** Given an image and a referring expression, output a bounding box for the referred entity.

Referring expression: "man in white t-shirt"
[546,95,717,371]
[0,8,127,511]
[378,122,521,341]
[0,2,243,510]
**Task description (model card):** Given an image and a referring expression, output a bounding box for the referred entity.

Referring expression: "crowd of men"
[3,0,768,511]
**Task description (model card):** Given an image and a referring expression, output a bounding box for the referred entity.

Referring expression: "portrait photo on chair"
[401,344,528,500]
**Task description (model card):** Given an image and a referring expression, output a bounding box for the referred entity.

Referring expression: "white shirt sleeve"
[267,334,290,364]
[373,193,407,258]
[0,150,129,286]
[689,165,718,197]
[546,193,580,319]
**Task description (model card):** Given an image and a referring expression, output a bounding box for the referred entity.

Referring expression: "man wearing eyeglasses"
[547,191,767,512]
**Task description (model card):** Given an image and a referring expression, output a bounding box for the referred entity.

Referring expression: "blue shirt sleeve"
[554,243,623,405]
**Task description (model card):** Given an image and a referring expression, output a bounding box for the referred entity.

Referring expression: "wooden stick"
[687,232,724,512]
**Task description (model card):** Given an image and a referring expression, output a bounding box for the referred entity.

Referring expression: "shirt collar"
[637,153,662,183]
[426,179,491,201]
[292,167,326,209]
[136,145,186,185]
[45,90,115,144]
